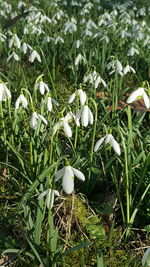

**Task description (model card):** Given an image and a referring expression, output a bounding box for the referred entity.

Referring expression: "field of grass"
[0,0,150,266]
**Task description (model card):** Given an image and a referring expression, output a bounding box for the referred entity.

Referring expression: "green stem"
[0,102,6,140]
[87,98,97,192]
[119,129,130,226]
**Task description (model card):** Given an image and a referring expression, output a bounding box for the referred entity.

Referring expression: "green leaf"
[97,250,104,267]
[62,241,91,256]
[3,249,20,254]
[34,184,44,246]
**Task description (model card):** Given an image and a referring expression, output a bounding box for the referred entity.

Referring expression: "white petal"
[75,110,81,126]
[30,113,37,129]
[109,136,121,155]
[22,96,28,108]
[47,97,52,111]
[143,91,150,109]
[38,189,48,200]
[39,81,45,95]
[55,168,64,181]
[94,136,106,152]
[63,121,72,137]
[62,166,74,194]
[81,105,89,127]
[78,90,87,106]
[105,134,112,143]
[4,86,11,99]
[72,167,85,181]
[15,98,20,109]
[88,107,94,125]
[126,88,143,104]
[68,93,75,104]
[37,114,48,125]
[54,190,60,196]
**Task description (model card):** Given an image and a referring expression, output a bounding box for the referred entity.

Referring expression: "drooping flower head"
[94,134,121,155]
[126,87,150,109]
[55,163,85,194]
[15,94,28,109]
[30,112,47,129]
[0,82,11,102]
[38,188,59,209]
[68,89,87,106]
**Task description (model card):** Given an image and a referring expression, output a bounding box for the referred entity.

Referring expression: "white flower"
[81,105,93,127]
[94,134,121,155]
[142,247,150,267]
[30,112,47,129]
[55,165,85,194]
[46,96,59,112]
[35,81,49,95]
[15,94,28,109]
[38,188,59,209]
[0,82,11,101]
[9,34,21,49]
[107,59,123,76]
[68,89,87,106]
[127,47,139,57]
[47,96,52,111]
[126,87,150,109]
[84,71,106,88]
[53,117,72,138]
[123,65,135,75]
[75,54,86,66]
[29,50,41,63]
[7,52,20,62]
[21,42,32,54]
[54,36,64,45]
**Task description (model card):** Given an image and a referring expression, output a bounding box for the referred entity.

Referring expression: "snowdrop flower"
[126,87,150,109]
[21,43,32,54]
[73,105,93,127]
[68,89,87,106]
[0,82,11,101]
[107,59,123,76]
[15,94,28,109]
[29,50,41,63]
[35,81,49,95]
[18,1,26,9]
[95,76,107,88]
[53,117,72,138]
[75,54,86,66]
[81,105,93,127]
[75,40,82,49]
[46,96,59,112]
[94,134,121,155]
[54,36,64,45]
[123,65,136,75]
[9,34,21,49]
[55,165,85,194]
[7,52,20,62]
[84,71,106,88]
[142,247,150,267]
[30,112,47,129]
[63,19,77,35]
[38,188,59,209]
[127,47,139,56]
